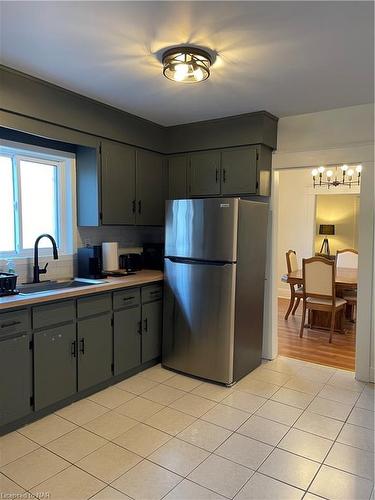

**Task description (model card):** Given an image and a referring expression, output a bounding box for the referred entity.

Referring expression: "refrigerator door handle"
[166,257,232,266]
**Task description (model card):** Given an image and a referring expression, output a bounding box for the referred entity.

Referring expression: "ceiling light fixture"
[311,164,362,188]
[162,46,211,83]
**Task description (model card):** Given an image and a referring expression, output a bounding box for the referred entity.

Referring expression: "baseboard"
[370,366,375,383]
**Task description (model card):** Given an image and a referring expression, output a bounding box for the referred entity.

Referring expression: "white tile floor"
[1,357,374,500]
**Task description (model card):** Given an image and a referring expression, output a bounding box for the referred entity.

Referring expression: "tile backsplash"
[0,255,74,285]
[0,226,164,284]
[77,225,164,248]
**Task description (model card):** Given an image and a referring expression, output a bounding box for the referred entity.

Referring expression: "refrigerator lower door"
[162,258,236,384]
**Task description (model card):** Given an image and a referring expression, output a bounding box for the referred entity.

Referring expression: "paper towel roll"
[102,242,119,271]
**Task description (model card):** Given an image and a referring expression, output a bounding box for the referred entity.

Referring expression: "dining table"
[286,267,358,331]
[287,267,358,289]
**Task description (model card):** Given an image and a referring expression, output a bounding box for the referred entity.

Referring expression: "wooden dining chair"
[336,249,358,269]
[285,250,303,320]
[336,249,358,321]
[300,257,347,343]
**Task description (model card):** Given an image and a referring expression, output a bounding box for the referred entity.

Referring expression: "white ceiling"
[1,1,373,126]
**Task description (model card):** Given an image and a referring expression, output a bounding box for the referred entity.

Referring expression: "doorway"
[275,167,361,371]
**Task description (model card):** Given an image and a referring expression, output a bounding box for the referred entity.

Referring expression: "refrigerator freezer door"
[165,198,238,262]
[162,258,236,384]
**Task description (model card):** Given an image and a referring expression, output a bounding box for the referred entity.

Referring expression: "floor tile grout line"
[3,454,72,495]
[302,387,375,493]
[0,468,35,494]
[233,469,306,500]
[3,362,373,497]
[72,371,373,460]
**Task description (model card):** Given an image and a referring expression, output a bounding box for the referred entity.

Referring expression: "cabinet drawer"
[142,284,163,304]
[77,293,112,318]
[33,300,75,329]
[0,309,29,337]
[113,287,140,310]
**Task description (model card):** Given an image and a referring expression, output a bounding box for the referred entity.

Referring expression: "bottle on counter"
[6,259,16,275]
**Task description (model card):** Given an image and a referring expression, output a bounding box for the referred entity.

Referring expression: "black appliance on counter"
[77,246,104,279]
[119,253,143,273]
[0,272,19,297]
[142,243,164,270]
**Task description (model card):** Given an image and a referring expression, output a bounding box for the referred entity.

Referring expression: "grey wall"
[166,112,278,153]
[0,65,278,153]
[1,66,166,152]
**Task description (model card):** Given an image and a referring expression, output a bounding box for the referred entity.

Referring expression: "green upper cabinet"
[189,150,221,197]
[168,155,188,200]
[221,147,257,195]
[77,141,166,226]
[101,140,136,225]
[76,139,272,227]
[186,145,271,198]
[136,150,165,225]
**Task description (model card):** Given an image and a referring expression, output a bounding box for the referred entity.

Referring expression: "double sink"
[19,279,106,295]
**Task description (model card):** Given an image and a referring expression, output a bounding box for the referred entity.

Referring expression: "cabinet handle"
[149,291,160,295]
[132,200,136,213]
[71,340,77,358]
[1,320,21,328]
[79,338,85,354]
[138,320,142,335]
[123,296,135,301]
[223,168,226,183]
[138,200,142,214]
[143,318,148,332]
[215,168,219,183]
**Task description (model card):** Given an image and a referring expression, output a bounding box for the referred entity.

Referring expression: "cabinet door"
[77,313,112,392]
[101,141,136,225]
[136,150,165,225]
[221,147,257,195]
[142,301,162,363]
[34,324,76,411]
[168,155,187,199]
[189,151,221,196]
[113,306,141,375]
[0,334,31,426]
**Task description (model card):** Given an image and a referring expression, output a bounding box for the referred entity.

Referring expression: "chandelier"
[311,164,362,188]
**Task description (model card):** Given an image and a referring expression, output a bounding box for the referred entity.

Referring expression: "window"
[0,143,74,257]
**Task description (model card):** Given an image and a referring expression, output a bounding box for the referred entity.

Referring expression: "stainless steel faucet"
[33,234,59,283]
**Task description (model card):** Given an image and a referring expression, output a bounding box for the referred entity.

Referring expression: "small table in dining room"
[287,267,358,331]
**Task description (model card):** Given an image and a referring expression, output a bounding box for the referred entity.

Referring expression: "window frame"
[0,141,75,259]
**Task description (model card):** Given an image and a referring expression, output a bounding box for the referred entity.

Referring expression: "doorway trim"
[267,143,374,382]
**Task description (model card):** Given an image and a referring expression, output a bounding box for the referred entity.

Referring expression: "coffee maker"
[77,246,104,279]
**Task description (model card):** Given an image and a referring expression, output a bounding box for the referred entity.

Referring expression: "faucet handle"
[40,262,48,274]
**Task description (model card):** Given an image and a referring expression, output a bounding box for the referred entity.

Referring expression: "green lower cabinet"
[34,324,77,411]
[77,313,113,392]
[113,306,141,375]
[0,334,32,426]
[142,300,162,363]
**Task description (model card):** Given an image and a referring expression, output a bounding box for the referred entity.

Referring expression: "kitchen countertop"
[0,270,164,311]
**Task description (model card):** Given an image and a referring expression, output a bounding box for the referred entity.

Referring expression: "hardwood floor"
[278,297,356,371]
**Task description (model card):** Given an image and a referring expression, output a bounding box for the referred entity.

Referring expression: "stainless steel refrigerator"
[162,198,268,385]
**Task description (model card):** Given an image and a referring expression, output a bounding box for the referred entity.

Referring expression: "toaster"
[119,253,143,272]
